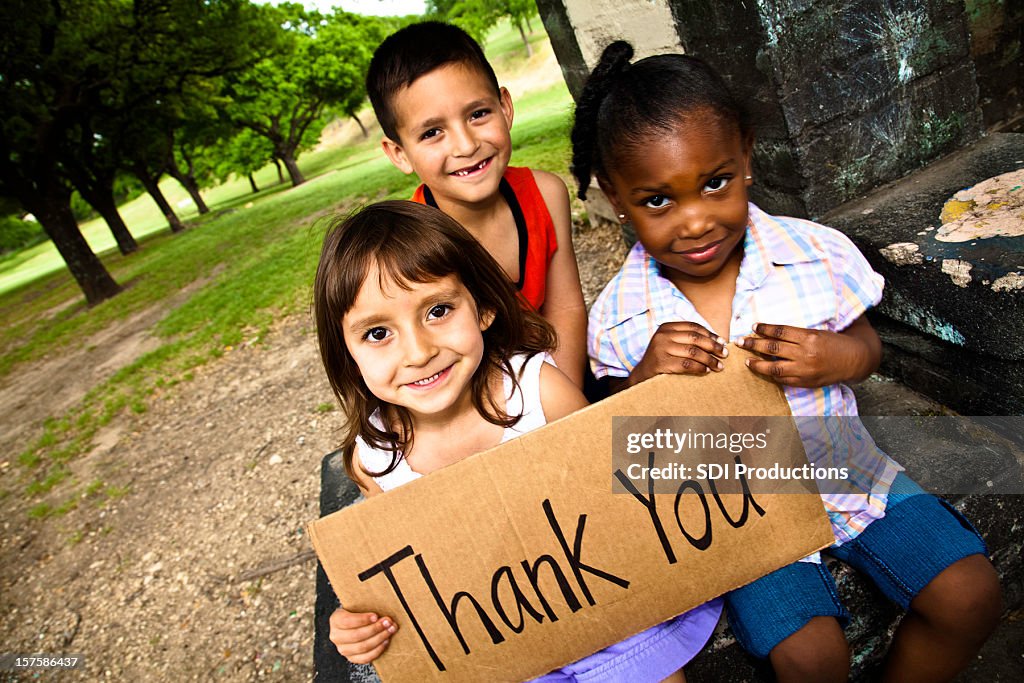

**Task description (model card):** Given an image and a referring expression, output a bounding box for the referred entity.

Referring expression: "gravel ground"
[0,215,627,682]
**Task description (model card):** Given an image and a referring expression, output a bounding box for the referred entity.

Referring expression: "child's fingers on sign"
[653,321,728,373]
[742,322,824,350]
[348,638,391,665]
[657,321,728,352]
[329,608,397,663]
[342,629,393,664]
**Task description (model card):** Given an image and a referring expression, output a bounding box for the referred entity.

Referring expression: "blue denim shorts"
[725,473,988,658]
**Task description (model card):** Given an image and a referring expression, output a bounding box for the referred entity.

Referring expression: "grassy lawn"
[0,19,574,512]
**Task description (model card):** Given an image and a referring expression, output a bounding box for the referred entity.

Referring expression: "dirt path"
[0,219,627,681]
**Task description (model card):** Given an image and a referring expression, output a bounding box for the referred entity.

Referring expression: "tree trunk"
[351,113,368,138]
[0,143,119,304]
[134,164,185,233]
[166,159,210,214]
[31,183,121,305]
[88,191,138,255]
[248,173,259,193]
[280,153,305,186]
[65,167,138,255]
[273,157,284,184]
[525,15,533,32]
[517,21,533,58]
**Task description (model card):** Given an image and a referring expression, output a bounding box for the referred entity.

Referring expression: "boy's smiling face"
[381,62,514,208]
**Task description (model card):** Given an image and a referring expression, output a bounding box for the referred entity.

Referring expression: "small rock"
[879,242,923,266]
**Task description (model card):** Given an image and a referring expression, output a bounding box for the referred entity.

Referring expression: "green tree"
[213,129,276,194]
[319,16,393,139]
[113,1,271,228]
[430,0,499,43]
[428,0,538,54]
[0,0,125,303]
[506,0,539,57]
[165,111,229,215]
[0,0,271,304]
[122,104,188,234]
[62,118,139,255]
[223,6,387,187]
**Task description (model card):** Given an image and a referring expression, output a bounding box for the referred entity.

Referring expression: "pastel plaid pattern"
[589,204,903,546]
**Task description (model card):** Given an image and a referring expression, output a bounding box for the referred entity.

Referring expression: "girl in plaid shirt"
[571,41,1000,683]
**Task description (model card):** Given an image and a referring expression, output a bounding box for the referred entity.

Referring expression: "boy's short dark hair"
[366,21,500,142]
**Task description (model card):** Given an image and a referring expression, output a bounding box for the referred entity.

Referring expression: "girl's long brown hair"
[313,201,556,483]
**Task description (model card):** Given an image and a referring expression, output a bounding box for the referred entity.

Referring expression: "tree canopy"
[0,0,387,304]
[221,4,391,187]
[0,0,277,303]
[428,0,538,54]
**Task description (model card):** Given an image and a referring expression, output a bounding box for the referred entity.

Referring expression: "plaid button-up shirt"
[589,203,903,548]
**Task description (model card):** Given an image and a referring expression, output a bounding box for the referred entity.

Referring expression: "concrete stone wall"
[539,0,995,218]
[966,0,1024,129]
[536,0,683,98]
[669,0,985,217]
[565,0,682,68]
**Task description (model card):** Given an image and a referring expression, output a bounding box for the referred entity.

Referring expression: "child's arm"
[609,321,729,394]
[739,314,881,387]
[534,170,588,388]
[329,446,393,664]
[539,359,590,419]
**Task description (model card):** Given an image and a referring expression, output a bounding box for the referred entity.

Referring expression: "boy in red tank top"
[366,22,587,387]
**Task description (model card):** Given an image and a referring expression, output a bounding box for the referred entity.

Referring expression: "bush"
[0,214,47,254]
[70,191,96,222]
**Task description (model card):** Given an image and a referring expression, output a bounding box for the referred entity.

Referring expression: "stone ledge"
[824,133,1024,360]
[823,133,1024,413]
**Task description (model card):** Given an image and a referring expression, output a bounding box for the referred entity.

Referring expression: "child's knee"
[768,616,849,683]
[913,554,1002,637]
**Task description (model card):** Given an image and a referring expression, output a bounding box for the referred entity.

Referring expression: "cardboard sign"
[308,349,834,682]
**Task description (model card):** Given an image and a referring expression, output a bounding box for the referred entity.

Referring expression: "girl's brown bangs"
[371,227,462,291]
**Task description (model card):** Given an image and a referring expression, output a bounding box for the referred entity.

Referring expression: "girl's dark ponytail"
[570,41,634,200]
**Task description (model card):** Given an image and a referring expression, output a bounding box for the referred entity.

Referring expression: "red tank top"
[410,167,557,310]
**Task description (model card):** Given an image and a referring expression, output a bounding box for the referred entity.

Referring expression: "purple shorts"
[531,598,723,682]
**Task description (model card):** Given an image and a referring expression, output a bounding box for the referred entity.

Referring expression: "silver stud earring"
[617,213,626,220]
[744,175,752,180]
